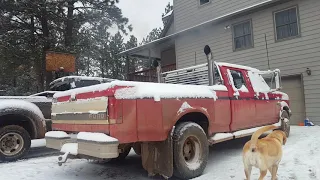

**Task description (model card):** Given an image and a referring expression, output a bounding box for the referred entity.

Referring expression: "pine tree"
[0,0,132,94]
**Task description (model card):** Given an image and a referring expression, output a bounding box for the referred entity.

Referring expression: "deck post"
[148,49,152,82]
[156,60,162,83]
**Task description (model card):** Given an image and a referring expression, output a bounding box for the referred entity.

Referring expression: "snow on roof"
[53,80,226,101]
[216,62,260,72]
[162,10,173,19]
[50,76,114,86]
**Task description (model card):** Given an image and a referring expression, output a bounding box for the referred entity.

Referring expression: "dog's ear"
[282,131,287,145]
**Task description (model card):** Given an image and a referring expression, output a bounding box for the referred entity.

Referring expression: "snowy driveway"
[1,126,319,180]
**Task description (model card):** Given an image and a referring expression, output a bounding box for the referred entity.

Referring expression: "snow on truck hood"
[53,80,228,101]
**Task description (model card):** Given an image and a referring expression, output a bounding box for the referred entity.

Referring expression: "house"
[120,0,320,125]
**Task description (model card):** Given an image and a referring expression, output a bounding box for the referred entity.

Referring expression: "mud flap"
[141,135,173,179]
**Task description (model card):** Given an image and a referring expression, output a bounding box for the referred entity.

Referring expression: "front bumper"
[45,131,119,160]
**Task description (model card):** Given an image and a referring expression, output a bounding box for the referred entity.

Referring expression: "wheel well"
[0,114,35,138]
[175,112,209,136]
[283,106,290,115]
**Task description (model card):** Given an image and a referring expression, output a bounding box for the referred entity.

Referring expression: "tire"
[281,110,291,138]
[173,122,209,179]
[109,145,131,163]
[0,125,31,162]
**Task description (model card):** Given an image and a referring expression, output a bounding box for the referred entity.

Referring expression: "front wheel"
[173,122,209,179]
[281,110,291,137]
[0,125,31,162]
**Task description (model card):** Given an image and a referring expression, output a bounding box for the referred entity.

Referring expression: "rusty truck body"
[45,46,291,179]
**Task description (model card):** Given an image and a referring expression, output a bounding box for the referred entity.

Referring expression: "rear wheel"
[0,125,31,162]
[109,145,131,163]
[173,122,209,179]
[281,110,290,137]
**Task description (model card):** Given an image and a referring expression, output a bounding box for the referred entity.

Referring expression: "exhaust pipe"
[204,45,215,86]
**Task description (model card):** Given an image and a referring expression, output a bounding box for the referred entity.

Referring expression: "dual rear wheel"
[172,122,209,179]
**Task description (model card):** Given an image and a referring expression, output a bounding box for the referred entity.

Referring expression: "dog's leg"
[258,170,267,180]
[271,165,279,180]
[244,165,252,180]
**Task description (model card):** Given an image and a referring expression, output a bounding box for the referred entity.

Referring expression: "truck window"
[247,71,271,92]
[214,67,223,85]
[74,80,101,88]
[229,69,248,91]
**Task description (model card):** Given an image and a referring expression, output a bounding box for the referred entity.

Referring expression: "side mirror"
[270,69,281,91]
[274,69,281,90]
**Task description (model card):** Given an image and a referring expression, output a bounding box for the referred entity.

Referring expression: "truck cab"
[45,47,291,180]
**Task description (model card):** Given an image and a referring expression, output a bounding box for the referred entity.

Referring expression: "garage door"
[281,76,306,125]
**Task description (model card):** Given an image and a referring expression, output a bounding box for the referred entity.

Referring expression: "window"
[74,80,101,88]
[199,0,210,6]
[232,21,253,50]
[274,7,299,40]
[229,69,248,92]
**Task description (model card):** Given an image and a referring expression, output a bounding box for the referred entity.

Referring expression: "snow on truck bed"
[53,80,228,101]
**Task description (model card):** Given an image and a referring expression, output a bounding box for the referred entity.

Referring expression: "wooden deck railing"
[128,63,176,82]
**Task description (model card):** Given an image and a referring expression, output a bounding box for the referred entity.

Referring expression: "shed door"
[281,76,306,125]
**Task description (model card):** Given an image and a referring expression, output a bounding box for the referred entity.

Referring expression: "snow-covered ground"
[1,126,319,180]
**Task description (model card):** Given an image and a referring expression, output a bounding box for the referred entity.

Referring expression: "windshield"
[247,71,272,92]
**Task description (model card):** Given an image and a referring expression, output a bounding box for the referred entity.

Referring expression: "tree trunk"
[65,0,75,47]
[31,16,44,92]
[40,6,51,90]
[100,59,105,78]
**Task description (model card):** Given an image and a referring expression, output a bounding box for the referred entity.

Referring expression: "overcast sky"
[115,0,173,43]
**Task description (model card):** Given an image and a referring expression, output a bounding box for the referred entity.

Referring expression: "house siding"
[175,0,320,123]
[173,0,268,31]
[166,21,175,36]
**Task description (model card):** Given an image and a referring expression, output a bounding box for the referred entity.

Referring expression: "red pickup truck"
[45,46,291,179]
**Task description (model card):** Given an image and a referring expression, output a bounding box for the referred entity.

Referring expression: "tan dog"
[242,125,287,180]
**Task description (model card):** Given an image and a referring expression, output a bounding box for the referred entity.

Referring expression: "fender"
[0,99,46,138]
[173,105,211,131]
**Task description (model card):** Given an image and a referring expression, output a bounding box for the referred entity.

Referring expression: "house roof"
[160,10,174,38]
[119,0,284,56]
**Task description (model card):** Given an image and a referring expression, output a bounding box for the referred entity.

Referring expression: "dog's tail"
[250,125,278,152]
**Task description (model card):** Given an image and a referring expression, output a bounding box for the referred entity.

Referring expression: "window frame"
[231,19,254,51]
[198,0,211,7]
[273,5,301,42]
